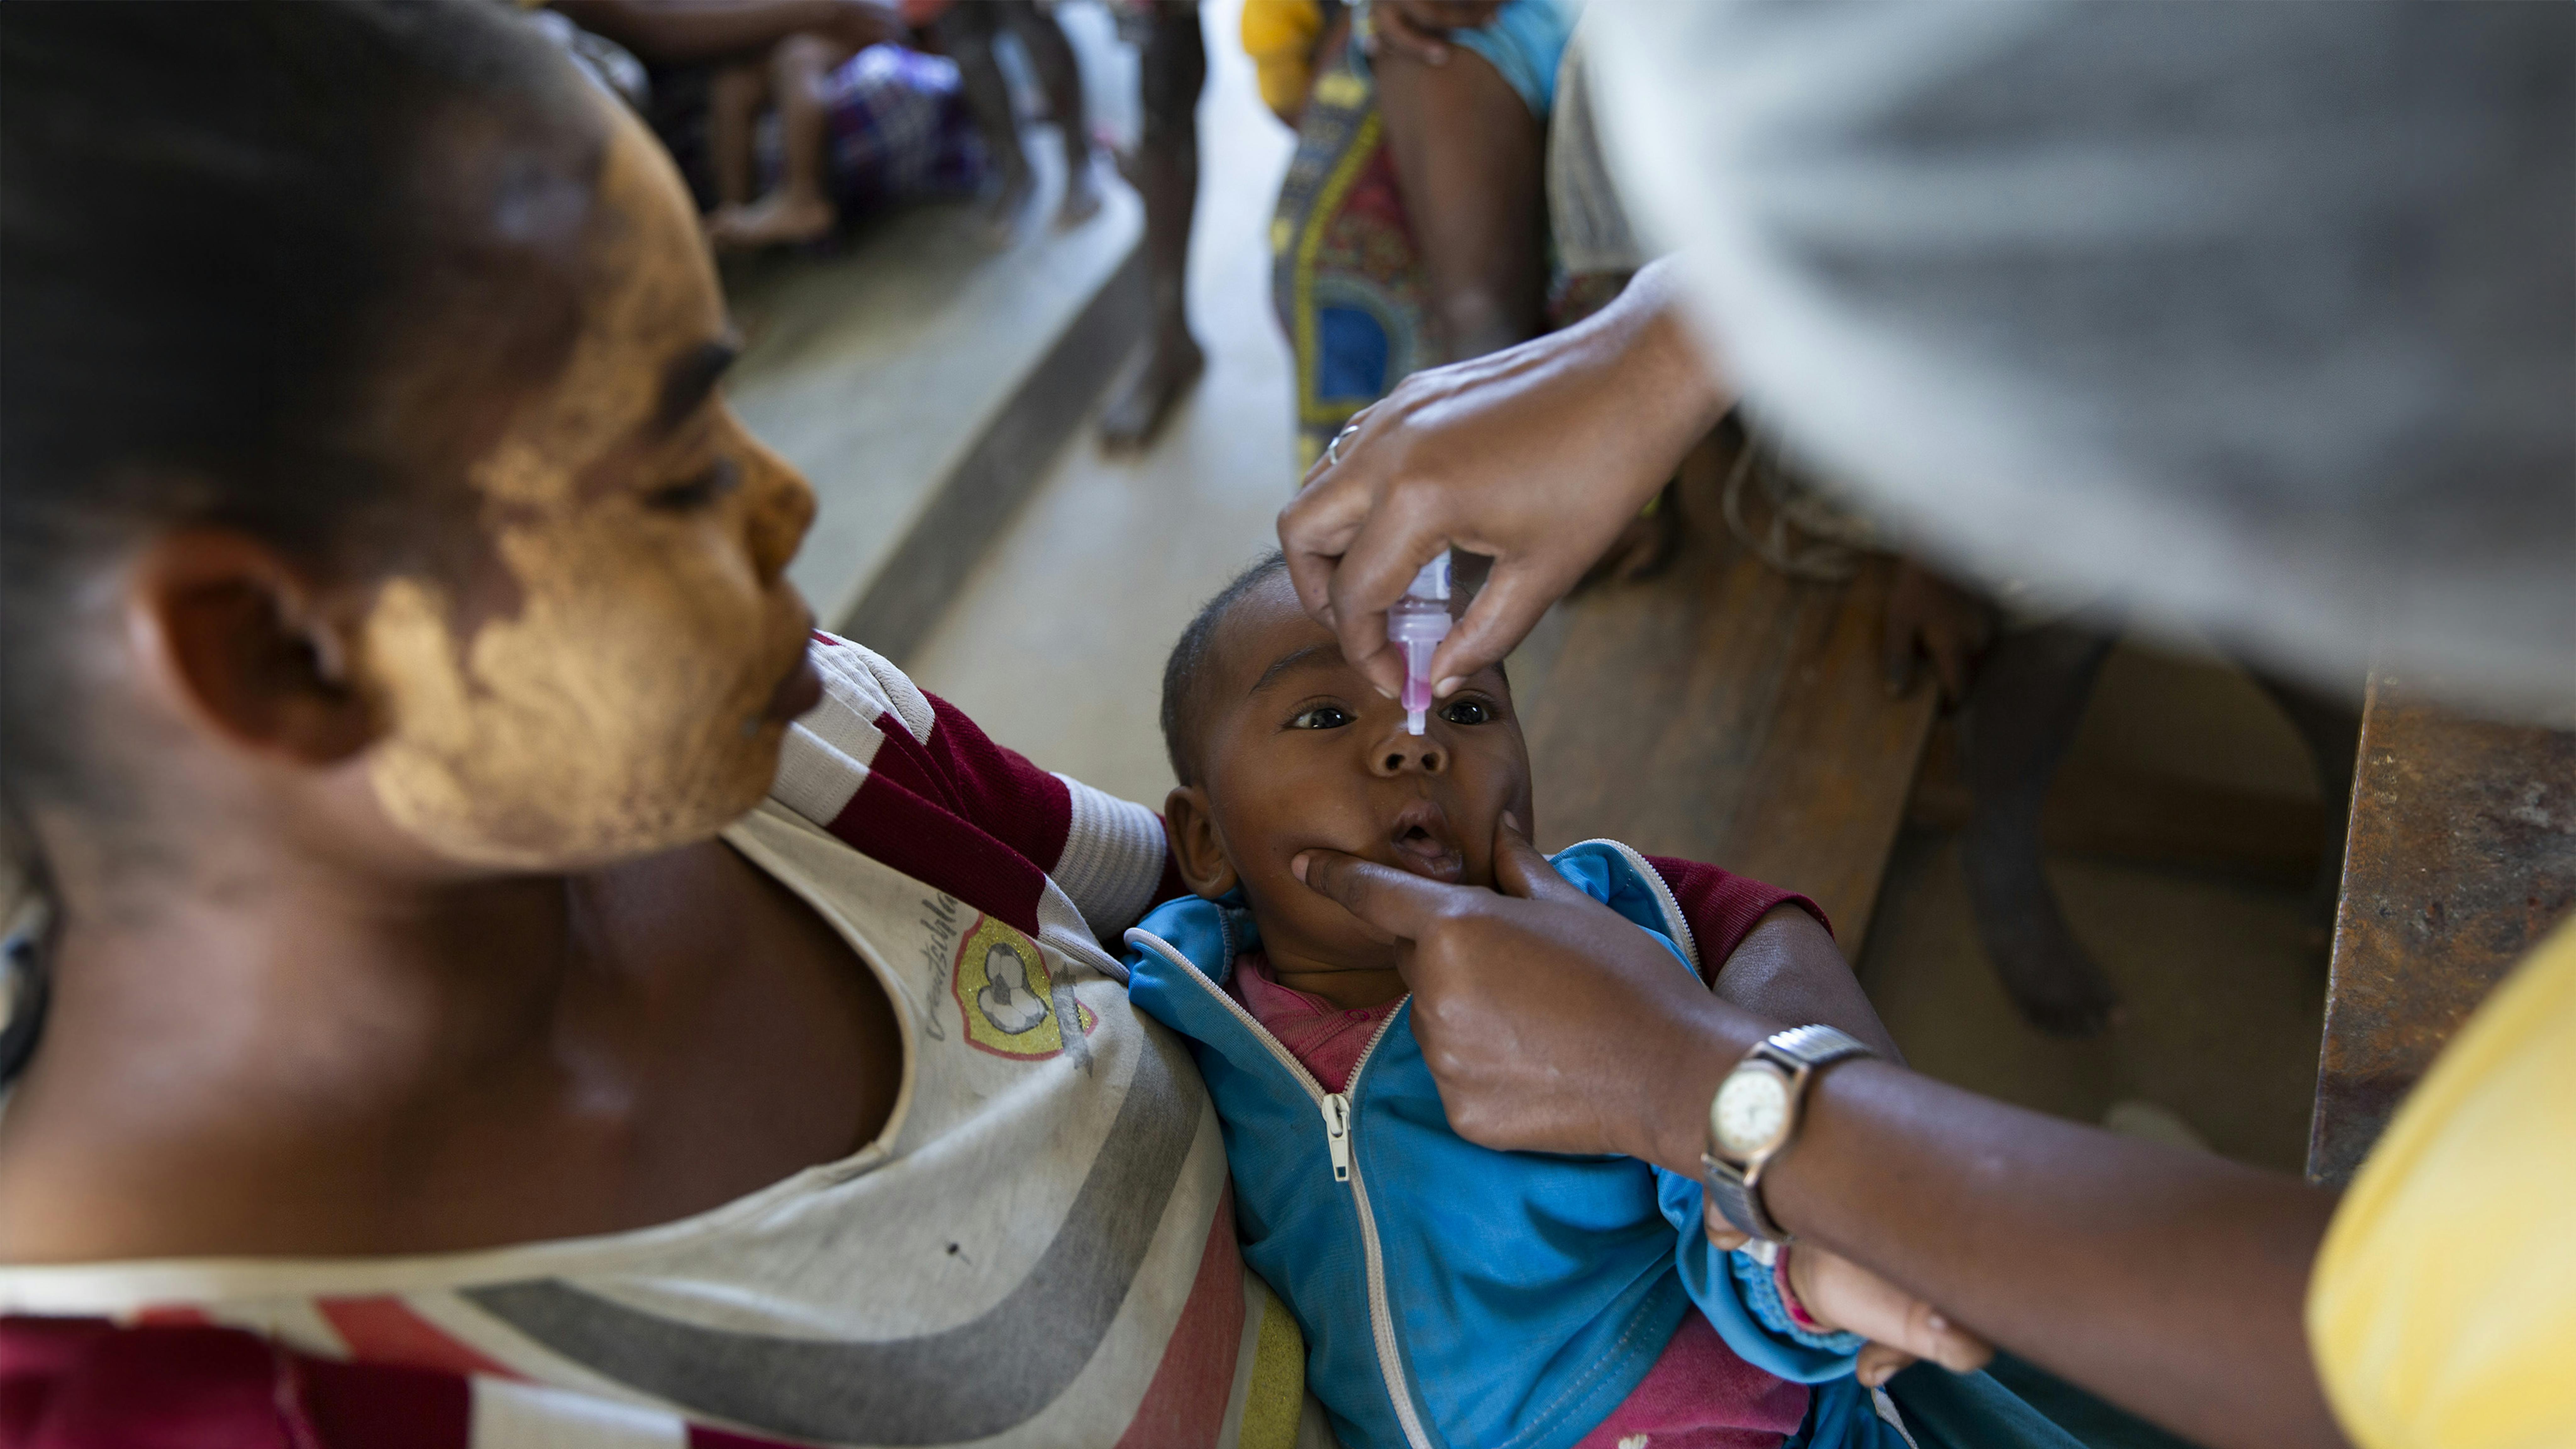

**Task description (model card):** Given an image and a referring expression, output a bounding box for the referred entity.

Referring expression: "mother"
[0,6,1904,1446]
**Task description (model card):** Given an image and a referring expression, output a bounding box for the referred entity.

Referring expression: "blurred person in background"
[931,0,1103,234]
[1249,0,1569,465]
[1100,0,1212,449]
[550,0,985,245]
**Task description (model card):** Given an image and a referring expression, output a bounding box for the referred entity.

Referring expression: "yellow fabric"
[2308,915,2576,1449]
[1238,1275,1309,1449]
[1241,0,1324,119]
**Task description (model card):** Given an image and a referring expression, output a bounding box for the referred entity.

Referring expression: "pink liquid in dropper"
[1386,554,1453,734]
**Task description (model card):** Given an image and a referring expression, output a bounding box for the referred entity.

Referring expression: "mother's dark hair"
[0,0,602,809]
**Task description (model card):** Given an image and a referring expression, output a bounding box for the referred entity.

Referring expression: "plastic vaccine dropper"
[1386,553,1453,735]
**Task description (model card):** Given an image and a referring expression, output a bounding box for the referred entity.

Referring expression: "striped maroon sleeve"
[860,691,1074,873]
[1643,855,1831,985]
[846,690,1181,936]
[0,1318,468,1449]
[0,1318,817,1449]
[789,636,1178,937]
[826,768,1056,937]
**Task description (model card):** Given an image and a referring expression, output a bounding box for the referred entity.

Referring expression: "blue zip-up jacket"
[1124,839,1941,1449]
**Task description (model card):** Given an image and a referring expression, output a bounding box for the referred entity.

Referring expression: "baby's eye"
[1288,704,1356,730]
[1439,697,1495,726]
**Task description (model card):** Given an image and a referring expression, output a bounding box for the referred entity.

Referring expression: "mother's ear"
[125,526,379,768]
[1162,785,1240,900]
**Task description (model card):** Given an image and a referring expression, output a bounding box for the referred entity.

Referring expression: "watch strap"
[1755,1023,1872,1074]
[1701,1152,1788,1241]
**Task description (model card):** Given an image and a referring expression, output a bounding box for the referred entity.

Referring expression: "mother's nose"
[731,424,816,584]
[1370,728,1447,777]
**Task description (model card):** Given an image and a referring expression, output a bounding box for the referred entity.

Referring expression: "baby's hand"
[1707,1214,1993,1387]
[1786,1241,1993,1387]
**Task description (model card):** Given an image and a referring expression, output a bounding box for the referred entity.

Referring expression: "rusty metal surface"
[2307,672,2576,1185]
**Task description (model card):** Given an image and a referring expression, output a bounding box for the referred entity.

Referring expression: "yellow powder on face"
[361,103,814,870]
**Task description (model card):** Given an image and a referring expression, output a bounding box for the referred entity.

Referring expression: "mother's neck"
[0,806,606,1258]
[39,803,594,1090]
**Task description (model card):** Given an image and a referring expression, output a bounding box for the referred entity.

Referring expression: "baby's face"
[1172,575,1533,974]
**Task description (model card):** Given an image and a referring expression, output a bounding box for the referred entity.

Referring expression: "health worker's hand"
[1295,816,1995,1384]
[1278,257,1730,705]
[1291,812,1753,1170]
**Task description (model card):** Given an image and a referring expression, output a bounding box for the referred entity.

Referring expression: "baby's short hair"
[1160,550,1291,787]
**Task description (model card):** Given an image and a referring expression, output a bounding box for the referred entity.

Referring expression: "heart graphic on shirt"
[951,913,1094,1060]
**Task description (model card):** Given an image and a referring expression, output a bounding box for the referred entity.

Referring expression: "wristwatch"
[1701,1024,1873,1243]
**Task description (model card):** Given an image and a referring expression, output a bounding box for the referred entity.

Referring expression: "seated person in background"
[551,0,980,249]
[1124,554,2094,1449]
[699,6,988,250]
[703,26,865,247]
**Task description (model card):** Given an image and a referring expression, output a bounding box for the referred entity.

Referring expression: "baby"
[1124,555,2070,1449]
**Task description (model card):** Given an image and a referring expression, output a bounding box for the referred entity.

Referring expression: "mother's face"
[360,100,820,870]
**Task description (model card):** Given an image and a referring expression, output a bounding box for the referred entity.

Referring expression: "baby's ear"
[1163,786,1239,900]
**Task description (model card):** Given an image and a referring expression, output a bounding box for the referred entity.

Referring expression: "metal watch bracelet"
[1701,1024,1873,1243]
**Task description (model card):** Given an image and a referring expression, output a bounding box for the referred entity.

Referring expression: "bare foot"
[1962,823,2123,1037]
[1054,152,1103,230]
[1099,330,1204,450]
[708,190,837,251]
[980,163,1038,244]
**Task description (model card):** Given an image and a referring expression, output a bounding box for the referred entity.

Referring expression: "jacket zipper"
[1125,929,1437,1449]
[1562,838,1701,975]
[1332,1008,1432,1449]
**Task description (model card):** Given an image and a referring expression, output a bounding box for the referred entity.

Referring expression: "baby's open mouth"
[1387,801,1466,884]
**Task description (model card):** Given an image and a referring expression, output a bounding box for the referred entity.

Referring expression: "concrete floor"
[908,0,1296,813]
[726,167,1141,641]
[880,1,2328,1173]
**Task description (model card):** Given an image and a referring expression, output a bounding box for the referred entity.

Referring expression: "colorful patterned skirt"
[1270,44,1426,469]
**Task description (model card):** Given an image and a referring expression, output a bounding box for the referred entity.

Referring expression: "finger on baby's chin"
[1490,816,1585,903]
[1294,848,1449,940]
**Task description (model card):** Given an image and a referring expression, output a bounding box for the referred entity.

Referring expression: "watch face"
[1714,1064,1793,1159]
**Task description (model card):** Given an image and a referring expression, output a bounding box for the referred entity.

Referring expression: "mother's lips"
[763,652,825,723]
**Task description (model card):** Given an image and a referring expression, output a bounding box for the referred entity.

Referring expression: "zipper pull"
[1320,1093,1352,1182]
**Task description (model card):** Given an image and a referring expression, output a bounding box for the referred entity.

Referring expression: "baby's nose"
[1370,729,1446,778]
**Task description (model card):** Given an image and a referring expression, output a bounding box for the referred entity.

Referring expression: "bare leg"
[939,3,1037,236]
[999,0,1101,228]
[1373,37,1546,363]
[709,34,854,250]
[1100,0,1205,449]
[1962,621,2124,1037]
[707,60,771,214]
